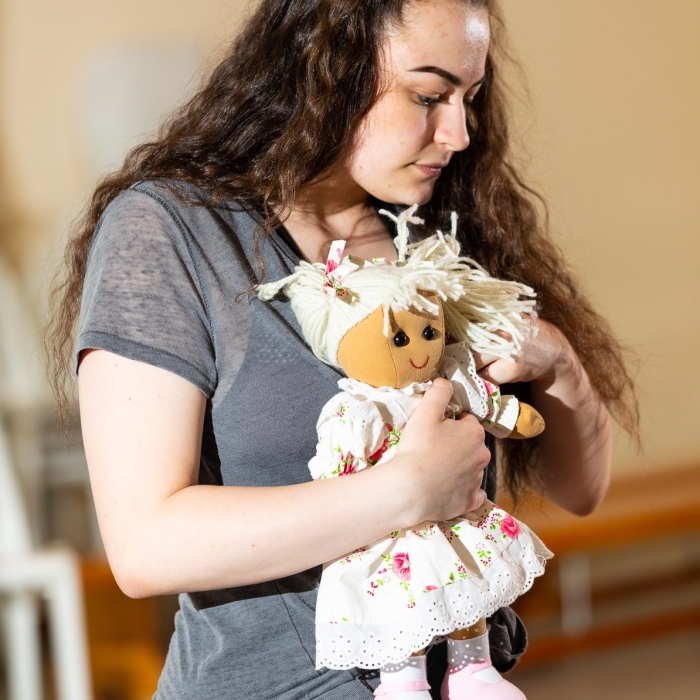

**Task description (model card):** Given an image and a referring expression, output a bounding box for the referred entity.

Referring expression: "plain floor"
[508,628,700,700]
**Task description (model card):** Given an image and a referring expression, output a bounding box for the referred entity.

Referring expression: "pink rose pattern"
[323,422,402,480]
[500,514,521,539]
[391,552,411,581]
[352,505,527,617]
[331,448,357,477]
[368,553,414,605]
[481,380,501,425]
[367,423,402,466]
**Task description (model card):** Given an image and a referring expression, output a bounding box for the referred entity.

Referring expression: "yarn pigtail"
[402,229,538,359]
[256,261,327,301]
[443,275,537,359]
[378,204,424,262]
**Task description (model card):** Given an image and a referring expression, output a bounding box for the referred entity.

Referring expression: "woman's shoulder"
[91,179,265,274]
[100,178,256,234]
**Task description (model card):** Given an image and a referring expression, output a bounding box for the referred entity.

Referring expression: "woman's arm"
[476,320,612,516]
[79,349,491,599]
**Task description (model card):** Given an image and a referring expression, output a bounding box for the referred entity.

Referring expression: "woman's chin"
[377,183,436,207]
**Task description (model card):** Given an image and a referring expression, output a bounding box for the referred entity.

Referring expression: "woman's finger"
[412,378,456,422]
[471,351,498,371]
[478,358,519,385]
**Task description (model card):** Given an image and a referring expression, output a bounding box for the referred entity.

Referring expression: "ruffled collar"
[338,377,432,398]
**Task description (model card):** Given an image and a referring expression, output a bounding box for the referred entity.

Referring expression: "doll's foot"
[374,679,431,699]
[509,403,545,439]
[377,655,431,699]
[441,660,525,700]
[441,633,526,699]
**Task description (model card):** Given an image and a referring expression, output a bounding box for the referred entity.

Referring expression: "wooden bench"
[81,559,169,700]
[503,464,700,665]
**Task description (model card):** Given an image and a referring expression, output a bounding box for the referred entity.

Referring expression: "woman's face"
[347,0,490,206]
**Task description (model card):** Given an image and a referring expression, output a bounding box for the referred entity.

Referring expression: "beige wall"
[1,0,698,476]
[501,1,700,474]
[0,0,250,265]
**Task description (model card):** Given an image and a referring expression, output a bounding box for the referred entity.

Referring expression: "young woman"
[48,1,636,698]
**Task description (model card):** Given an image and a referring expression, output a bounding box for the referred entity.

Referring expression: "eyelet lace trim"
[315,537,550,670]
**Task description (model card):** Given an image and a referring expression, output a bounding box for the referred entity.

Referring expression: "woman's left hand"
[472,318,613,516]
[472,319,573,387]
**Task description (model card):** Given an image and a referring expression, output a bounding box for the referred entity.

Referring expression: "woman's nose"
[435,103,470,152]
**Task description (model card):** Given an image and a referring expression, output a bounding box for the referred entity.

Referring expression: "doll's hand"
[473,320,573,388]
[394,379,491,524]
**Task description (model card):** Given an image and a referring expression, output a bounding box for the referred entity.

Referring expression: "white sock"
[447,632,503,684]
[379,654,431,699]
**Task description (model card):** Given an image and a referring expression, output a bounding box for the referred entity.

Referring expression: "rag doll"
[258,207,553,700]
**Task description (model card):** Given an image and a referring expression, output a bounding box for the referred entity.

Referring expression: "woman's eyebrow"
[409,66,486,90]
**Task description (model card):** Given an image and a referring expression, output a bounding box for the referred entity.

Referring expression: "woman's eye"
[417,94,439,107]
[422,326,436,341]
[393,331,409,347]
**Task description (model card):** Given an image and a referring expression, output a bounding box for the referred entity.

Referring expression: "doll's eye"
[422,326,436,341]
[393,331,409,347]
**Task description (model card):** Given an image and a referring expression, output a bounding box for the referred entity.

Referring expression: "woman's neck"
[283,171,399,264]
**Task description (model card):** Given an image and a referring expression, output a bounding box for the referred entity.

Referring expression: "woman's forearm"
[530,342,612,515]
[117,458,416,598]
[81,352,490,599]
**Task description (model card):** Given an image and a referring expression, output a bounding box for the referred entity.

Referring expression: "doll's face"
[337,293,445,388]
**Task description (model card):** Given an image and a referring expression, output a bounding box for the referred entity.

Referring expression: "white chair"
[0,257,92,700]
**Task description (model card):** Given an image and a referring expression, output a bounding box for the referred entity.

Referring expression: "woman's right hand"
[393,378,491,524]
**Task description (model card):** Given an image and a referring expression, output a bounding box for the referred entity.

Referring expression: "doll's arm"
[309,392,390,480]
[474,319,611,514]
[441,342,544,439]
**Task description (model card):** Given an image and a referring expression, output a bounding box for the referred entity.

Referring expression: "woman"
[48,1,637,698]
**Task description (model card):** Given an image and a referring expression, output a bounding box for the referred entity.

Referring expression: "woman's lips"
[413,164,444,178]
[410,356,430,369]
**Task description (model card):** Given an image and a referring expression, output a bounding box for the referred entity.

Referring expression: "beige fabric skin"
[337,294,446,389]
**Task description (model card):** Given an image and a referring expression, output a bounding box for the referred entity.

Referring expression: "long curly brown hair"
[47,0,638,494]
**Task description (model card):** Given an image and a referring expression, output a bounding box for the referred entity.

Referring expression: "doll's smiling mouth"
[410,356,430,369]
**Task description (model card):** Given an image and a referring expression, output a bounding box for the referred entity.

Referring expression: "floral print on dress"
[407,522,441,538]
[391,552,411,581]
[477,505,521,542]
[367,552,416,608]
[311,367,553,670]
[438,523,462,542]
[482,380,501,425]
[338,547,367,565]
[500,515,521,539]
[330,447,359,477]
[444,561,469,585]
[367,424,401,465]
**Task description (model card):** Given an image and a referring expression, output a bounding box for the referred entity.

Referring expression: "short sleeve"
[308,392,389,480]
[76,187,217,397]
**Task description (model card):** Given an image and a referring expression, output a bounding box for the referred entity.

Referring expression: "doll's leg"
[376,650,431,699]
[441,620,526,700]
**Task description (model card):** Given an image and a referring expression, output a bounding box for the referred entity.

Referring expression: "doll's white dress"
[310,342,553,670]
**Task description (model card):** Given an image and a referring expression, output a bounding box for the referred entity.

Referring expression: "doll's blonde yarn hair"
[257,206,537,368]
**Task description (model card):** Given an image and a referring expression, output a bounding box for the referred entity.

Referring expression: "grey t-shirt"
[76,180,526,700]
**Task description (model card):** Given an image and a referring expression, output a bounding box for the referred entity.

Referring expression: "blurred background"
[0,0,698,698]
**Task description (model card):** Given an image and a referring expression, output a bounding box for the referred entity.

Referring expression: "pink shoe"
[441,660,526,700]
[374,680,432,699]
